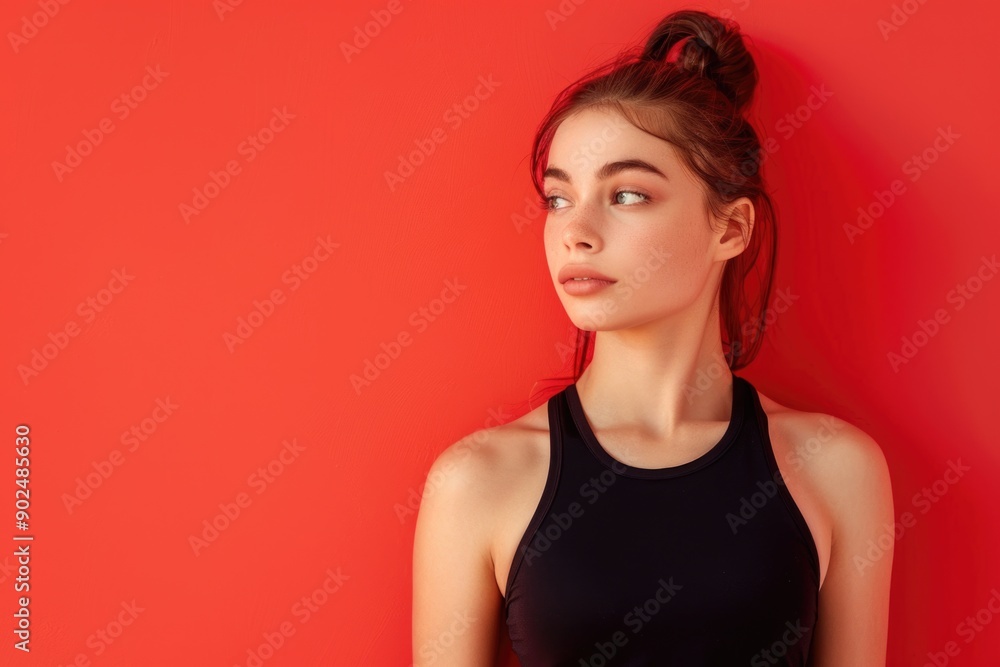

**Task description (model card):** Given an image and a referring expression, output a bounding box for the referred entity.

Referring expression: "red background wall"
[2,0,998,665]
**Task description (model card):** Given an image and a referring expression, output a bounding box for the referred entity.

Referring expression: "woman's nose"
[561,199,604,251]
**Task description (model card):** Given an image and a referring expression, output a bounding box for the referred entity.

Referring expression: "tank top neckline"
[563,373,746,480]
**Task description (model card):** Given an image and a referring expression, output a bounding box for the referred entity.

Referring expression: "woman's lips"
[561,277,616,296]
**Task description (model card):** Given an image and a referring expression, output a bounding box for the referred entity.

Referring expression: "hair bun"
[640,10,757,114]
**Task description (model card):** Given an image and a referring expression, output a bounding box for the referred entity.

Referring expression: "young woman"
[413,9,893,666]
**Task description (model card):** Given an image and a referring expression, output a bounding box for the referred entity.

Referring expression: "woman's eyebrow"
[543,159,668,183]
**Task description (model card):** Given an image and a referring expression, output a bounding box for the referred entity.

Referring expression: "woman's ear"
[718,197,755,258]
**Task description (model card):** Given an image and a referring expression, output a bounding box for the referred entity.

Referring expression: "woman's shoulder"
[421,401,554,582]
[754,387,893,531]
[755,387,889,481]
[753,386,893,592]
[424,399,552,510]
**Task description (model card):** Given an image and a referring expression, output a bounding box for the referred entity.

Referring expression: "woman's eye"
[543,195,568,210]
[542,189,649,211]
[614,189,648,205]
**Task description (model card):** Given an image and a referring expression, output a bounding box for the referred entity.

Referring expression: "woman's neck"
[575,324,734,436]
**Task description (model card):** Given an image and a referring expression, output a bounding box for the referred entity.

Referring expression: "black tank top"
[504,373,820,665]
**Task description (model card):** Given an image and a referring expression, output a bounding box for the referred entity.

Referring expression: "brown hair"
[518,8,777,413]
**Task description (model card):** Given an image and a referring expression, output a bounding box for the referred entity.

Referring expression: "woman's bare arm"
[806,420,895,666]
[413,436,506,666]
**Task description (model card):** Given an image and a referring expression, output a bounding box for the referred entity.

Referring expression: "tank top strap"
[503,388,564,604]
[743,377,822,585]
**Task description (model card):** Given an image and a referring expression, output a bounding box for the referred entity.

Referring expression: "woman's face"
[542,107,749,332]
